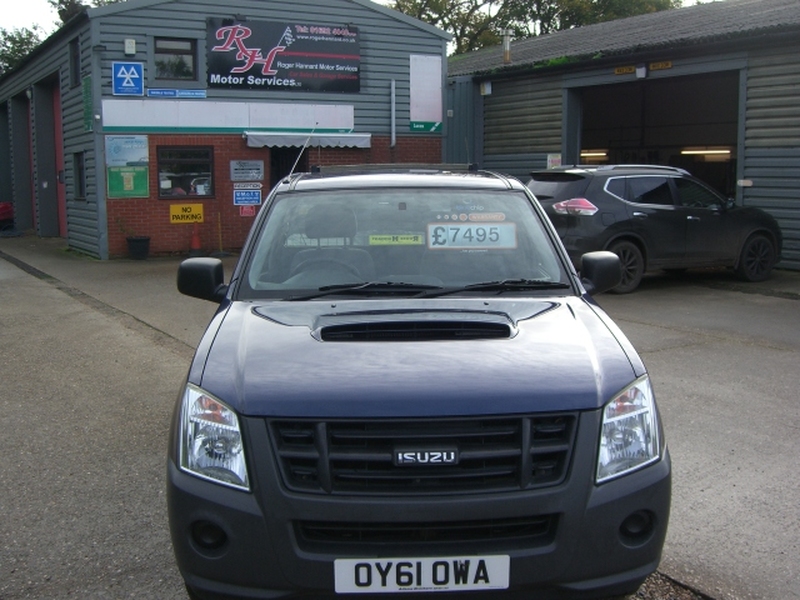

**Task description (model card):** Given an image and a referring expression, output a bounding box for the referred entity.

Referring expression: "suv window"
[674,178,723,209]
[627,177,673,206]
[527,173,589,200]
[605,178,626,200]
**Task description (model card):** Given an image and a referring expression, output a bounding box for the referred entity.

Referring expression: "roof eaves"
[447,0,800,77]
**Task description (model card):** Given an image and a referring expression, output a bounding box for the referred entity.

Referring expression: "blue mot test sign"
[206,18,360,93]
[233,189,262,206]
[112,62,144,96]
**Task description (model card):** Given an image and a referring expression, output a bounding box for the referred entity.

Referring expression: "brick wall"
[106,133,442,257]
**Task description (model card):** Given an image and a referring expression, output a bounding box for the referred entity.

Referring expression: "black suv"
[527,165,783,292]
[169,166,670,600]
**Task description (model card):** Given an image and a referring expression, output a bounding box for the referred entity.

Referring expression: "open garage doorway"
[579,70,739,196]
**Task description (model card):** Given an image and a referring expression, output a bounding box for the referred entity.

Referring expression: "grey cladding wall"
[744,44,800,270]
[91,0,448,135]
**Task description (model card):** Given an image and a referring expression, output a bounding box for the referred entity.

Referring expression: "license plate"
[334,555,510,594]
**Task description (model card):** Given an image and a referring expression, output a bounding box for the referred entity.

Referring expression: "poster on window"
[105,135,150,198]
[409,55,443,132]
[207,18,360,93]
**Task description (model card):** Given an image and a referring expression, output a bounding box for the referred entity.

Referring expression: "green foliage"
[390,0,682,55]
[47,0,125,25]
[48,0,87,24]
[0,26,43,74]
[0,0,126,73]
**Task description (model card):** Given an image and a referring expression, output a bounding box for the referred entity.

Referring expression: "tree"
[48,0,88,24]
[391,0,501,55]
[48,0,123,25]
[0,0,125,74]
[389,0,681,54]
[0,26,43,74]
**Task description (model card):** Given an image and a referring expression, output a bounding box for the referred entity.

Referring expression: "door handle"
[687,216,701,221]
[632,212,647,218]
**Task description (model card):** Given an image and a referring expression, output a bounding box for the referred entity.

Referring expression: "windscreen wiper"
[416,279,571,298]
[286,281,443,301]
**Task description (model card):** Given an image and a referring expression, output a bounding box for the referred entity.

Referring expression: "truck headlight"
[179,384,249,491]
[597,376,661,483]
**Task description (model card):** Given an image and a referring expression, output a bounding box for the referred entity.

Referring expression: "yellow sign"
[170,203,204,223]
[650,61,673,71]
[369,234,425,246]
[614,66,636,75]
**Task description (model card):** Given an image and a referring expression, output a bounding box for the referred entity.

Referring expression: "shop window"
[158,147,214,198]
[154,38,197,80]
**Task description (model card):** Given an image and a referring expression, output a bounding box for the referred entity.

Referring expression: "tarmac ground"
[2,231,799,600]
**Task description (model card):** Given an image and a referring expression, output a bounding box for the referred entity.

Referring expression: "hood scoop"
[320,319,512,342]
[252,301,559,342]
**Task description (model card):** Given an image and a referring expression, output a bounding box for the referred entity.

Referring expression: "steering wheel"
[289,258,362,279]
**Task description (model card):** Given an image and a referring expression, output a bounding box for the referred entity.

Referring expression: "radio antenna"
[289,122,317,176]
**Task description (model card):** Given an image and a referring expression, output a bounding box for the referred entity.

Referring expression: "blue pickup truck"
[167,166,671,600]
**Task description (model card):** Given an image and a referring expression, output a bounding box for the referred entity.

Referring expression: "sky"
[3,0,699,36]
[3,0,60,34]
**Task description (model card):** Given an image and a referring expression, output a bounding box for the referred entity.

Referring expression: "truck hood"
[192,297,639,418]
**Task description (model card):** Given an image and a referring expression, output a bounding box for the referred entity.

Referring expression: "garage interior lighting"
[680,148,731,155]
[580,150,608,163]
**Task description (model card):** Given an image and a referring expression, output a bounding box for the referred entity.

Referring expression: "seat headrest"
[305,204,358,239]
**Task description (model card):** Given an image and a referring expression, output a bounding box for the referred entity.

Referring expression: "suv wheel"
[736,233,775,282]
[608,240,644,293]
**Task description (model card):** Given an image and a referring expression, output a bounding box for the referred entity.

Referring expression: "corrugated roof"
[448,0,800,77]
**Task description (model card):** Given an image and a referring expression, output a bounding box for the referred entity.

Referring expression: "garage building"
[446,0,800,270]
[0,0,448,258]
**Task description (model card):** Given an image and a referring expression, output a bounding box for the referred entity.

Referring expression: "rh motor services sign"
[207,18,360,93]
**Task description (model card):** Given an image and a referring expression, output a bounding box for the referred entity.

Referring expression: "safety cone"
[188,222,203,257]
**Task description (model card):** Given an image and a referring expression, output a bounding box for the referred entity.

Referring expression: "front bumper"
[168,411,671,600]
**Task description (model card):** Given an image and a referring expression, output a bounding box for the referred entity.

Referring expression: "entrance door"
[270,147,308,188]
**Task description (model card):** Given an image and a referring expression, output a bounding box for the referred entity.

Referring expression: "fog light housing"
[619,510,655,546]
[191,520,228,550]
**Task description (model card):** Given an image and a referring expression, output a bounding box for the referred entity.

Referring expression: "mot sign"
[112,62,144,96]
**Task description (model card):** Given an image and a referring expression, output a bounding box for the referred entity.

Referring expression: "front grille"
[295,515,558,551]
[270,415,576,495]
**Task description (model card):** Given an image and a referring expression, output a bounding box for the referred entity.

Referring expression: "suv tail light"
[552,198,598,216]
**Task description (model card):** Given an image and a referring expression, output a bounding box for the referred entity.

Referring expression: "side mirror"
[580,251,622,295]
[177,257,228,302]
